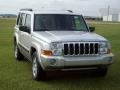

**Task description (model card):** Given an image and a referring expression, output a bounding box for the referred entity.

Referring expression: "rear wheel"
[14,41,24,60]
[32,52,46,81]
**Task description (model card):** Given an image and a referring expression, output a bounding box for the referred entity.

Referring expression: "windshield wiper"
[65,27,77,30]
[35,28,51,31]
[78,29,88,32]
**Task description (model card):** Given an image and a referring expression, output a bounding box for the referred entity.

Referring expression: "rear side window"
[16,13,20,25]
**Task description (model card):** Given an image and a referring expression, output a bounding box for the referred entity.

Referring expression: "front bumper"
[39,53,114,71]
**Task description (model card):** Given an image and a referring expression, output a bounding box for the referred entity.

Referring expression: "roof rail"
[20,8,33,11]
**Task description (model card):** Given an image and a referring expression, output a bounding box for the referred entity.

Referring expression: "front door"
[17,13,32,59]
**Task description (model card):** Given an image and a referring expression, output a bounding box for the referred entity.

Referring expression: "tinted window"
[34,14,88,31]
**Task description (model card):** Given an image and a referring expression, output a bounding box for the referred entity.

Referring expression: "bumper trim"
[40,54,114,71]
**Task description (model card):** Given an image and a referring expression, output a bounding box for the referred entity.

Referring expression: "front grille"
[63,42,100,56]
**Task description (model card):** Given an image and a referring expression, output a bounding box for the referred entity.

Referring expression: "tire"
[14,41,24,60]
[96,67,108,77]
[32,52,46,81]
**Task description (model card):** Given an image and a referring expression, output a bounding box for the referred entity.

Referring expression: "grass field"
[0,19,120,90]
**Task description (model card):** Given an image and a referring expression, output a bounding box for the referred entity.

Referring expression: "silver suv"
[14,8,114,80]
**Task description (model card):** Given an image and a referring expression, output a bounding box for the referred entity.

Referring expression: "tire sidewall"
[32,52,39,79]
[32,52,46,80]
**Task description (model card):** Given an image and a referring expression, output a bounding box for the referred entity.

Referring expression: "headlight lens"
[51,42,62,56]
[100,42,111,54]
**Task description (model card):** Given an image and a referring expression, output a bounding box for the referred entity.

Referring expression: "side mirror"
[89,27,95,32]
[19,26,30,33]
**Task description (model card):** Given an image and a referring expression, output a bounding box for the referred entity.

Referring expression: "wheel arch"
[30,42,42,60]
[30,42,45,69]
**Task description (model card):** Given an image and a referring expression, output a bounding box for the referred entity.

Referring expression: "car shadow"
[46,70,105,81]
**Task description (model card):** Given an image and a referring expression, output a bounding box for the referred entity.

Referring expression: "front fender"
[30,42,45,69]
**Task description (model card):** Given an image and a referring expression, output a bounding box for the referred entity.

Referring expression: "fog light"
[49,59,56,65]
[108,57,113,63]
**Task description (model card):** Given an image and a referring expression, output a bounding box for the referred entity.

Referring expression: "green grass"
[0,19,120,90]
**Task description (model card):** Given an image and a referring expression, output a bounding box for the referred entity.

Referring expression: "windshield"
[34,14,88,31]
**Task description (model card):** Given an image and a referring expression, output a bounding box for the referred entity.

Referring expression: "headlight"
[51,42,62,56]
[100,42,111,54]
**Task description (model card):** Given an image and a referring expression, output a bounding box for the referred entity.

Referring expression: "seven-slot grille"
[63,42,100,56]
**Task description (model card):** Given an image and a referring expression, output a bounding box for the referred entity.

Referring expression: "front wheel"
[32,52,46,81]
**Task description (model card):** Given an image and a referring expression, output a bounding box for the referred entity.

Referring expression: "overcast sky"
[0,0,120,16]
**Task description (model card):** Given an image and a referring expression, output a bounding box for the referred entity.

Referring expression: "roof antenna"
[67,10,73,13]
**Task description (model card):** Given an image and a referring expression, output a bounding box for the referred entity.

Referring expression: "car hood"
[32,31,107,43]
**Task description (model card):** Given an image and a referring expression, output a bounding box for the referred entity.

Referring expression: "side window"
[16,13,20,25]
[19,13,26,26]
[24,14,31,28]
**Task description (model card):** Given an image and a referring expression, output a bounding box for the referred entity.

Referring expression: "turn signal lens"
[41,50,53,56]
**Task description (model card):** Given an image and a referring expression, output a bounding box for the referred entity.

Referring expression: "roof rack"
[20,8,33,11]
